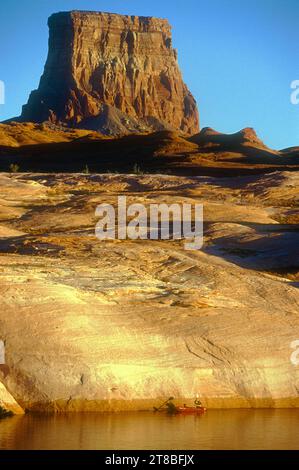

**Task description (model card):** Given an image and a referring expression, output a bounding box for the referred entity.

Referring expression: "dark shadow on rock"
[0,235,63,256]
[1,132,299,176]
[203,221,299,282]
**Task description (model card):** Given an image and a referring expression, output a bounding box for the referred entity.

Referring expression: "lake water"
[0,409,299,450]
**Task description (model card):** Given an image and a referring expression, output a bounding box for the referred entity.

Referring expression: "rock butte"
[20,11,199,136]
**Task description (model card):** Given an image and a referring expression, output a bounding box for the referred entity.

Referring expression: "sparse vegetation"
[9,163,20,173]
[132,163,144,175]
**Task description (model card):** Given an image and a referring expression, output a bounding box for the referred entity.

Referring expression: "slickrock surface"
[20,11,199,135]
[0,172,298,411]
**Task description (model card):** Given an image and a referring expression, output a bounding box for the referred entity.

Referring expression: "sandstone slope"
[0,172,298,411]
[1,124,298,175]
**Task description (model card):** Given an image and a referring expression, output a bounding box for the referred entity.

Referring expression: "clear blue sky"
[0,0,298,149]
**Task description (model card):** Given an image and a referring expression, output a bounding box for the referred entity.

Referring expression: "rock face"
[0,172,298,411]
[0,382,24,416]
[20,11,199,135]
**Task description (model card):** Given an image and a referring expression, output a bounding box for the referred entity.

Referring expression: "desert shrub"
[133,163,143,175]
[9,163,20,173]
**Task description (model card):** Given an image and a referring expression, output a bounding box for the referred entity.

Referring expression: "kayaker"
[194,397,202,408]
[166,399,178,414]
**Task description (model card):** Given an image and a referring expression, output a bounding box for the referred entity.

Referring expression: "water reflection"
[0,409,299,450]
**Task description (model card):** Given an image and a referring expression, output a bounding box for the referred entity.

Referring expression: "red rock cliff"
[21,11,199,135]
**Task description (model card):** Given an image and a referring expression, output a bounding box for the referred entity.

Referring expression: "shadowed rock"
[0,123,298,175]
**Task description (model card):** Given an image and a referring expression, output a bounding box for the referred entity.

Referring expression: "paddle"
[153,397,174,412]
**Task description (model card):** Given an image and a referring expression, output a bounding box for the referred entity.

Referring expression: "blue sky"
[0,0,298,149]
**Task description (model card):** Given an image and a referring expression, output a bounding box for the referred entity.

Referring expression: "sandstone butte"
[20,11,199,136]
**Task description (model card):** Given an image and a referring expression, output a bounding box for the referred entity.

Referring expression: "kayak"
[176,407,206,415]
[153,398,206,415]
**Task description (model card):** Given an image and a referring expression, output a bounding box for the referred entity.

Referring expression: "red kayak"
[177,407,206,415]
[153,398,206,415]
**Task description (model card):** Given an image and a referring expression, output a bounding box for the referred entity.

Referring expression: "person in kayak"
[166,399,178,414]
[194,397,203,408]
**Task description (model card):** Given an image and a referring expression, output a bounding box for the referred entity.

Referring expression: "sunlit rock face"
[0,381,24,415]
[20,11,199,136]
[0,172,298,411]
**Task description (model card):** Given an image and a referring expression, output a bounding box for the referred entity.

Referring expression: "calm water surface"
[0,410,299,450]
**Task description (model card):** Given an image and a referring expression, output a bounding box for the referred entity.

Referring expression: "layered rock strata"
[20,11,199,135]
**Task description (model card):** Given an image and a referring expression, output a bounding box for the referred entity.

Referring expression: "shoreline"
[18,397,299,413]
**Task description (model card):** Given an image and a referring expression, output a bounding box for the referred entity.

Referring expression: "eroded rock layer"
[20,11,199,135]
